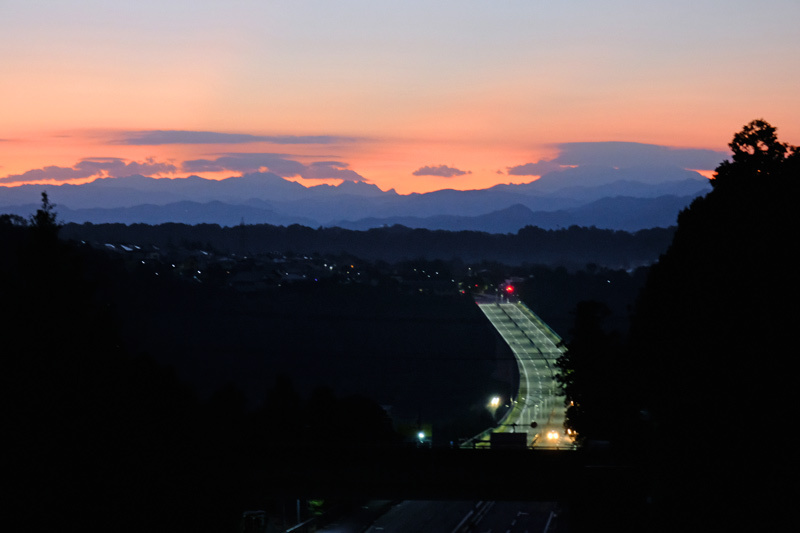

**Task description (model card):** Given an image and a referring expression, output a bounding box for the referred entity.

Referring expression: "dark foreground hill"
[3,216,518,532]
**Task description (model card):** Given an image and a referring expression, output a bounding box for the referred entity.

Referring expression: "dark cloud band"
[554,142,728,169]
[507,142,729,177]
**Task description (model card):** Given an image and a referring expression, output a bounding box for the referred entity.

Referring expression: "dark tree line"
[554,120,798,532]
[60,219,675,269]
[629,119,798,532]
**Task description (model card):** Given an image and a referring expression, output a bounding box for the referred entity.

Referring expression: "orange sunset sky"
[2,1,798,195]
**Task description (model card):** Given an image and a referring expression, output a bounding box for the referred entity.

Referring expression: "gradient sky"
[2,0,798,194]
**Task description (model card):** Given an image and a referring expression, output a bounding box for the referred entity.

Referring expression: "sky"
[1,0,798,195]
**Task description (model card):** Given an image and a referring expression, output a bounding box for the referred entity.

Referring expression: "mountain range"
[0,165,712,232]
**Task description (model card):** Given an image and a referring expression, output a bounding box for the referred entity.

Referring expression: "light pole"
[488,396,501,420]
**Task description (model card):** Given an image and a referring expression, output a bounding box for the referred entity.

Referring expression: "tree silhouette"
[29,191,58,227]
[627,119,798,531]
[27,191,61,246]
[556,301,626,445]
[713,118,794,189]
[0,213,27,227]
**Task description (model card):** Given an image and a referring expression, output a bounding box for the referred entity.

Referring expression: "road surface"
[316,500,563,533]
[475,297,569,449]
[313,298,572,533]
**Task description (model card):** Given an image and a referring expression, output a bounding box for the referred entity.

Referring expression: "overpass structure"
[258,445,637,502]
[468,296,568,449]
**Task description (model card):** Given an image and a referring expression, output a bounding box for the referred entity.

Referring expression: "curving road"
[314,297,571,533]
[476,296,569,449]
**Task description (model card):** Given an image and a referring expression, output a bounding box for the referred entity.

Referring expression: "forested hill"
[61,222,674,269]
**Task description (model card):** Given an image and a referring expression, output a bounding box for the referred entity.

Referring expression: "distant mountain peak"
[497,203,535,215]
[1,167,710,232]
[331,180,394,196]
[235,172,305,187]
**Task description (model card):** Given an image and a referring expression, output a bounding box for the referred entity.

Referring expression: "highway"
[363,500,561,533]
[474,296,568,449]
[289,299,623,532]
[316,499,563,533]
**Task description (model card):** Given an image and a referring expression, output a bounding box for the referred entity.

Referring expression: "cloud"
[553,142,729,170]
[412,164,471,177]
[507,142,730,178]
[76,157,177,176]
[0,157,176,184]
[183,153,304,176]
[0,166,91,184]
[116,130,357,146]
[182,153,366,182]
[303,161,365,181]
[506,159,565,176]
